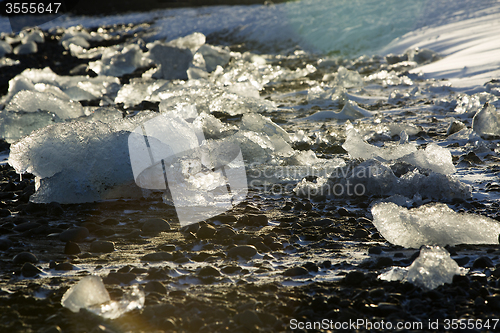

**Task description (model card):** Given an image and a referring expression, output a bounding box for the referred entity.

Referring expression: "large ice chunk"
[0,111,61,143]
[371,202,500,248]
[61,276,144,319]
[0,40,12,58]
[166,32,206,53]
[147,42,193,80]
[8,112,158,203]
[379,246,467,290]
[88,44,150,77]
[197,44,231,72]
[4,90,85,120]
[472,103,500,138]
[343,128,456,174]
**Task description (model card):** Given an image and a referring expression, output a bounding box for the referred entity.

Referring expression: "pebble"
[234,309,263,327]
[141,219,171,233]
[473,256,494,268]
[47,202,64,216]
[353,228,369,238]
[42,326,62,333]
[368,246,382,255]
[54,262,74,271]
[141,252,173,262]
[101,218,119,226]
[228,245,258,259]
[0,239,13,251]
[59,227,89,243]
[13,222,41,232]
[21,262,42,277]
[0,209,11,217]
[197,224,217,239]
[216,226,237,239]
[90,240,115,253]
[283,267,309,277]
[145,280,167,294]
[13,252,38,265]
[64,241,81,255]
[247,214,268,226]
[198,266,221,277]
[338,207,350,216]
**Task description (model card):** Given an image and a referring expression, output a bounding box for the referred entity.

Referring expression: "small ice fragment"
[447,120,466,136]
[327,66,363,88]
[89,44,149,77]
[406,246,467,290]
[61,276,144,319]
[166,32,206,53]
[197,44,231,72]
[62,36,90,49]
[378,266,408,282]
[0,40,12,58]
[371,202,500,248]
[13,42,37,55]
[378,246,467,290]
[472,103,500,138]
[147,43,193,80]
[61,276,111,313]
[20,29,44,44]
[405,48,439,64]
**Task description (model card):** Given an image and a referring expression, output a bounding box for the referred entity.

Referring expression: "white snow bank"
[371,202,500,248]
[382,3,500,88]
[379,246,467,290]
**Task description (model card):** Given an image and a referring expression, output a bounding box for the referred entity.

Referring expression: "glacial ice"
[13,42,37,55]
[342,128,456,174]
[147,42,193,80]
[0,40,12,58]
[295,159,471,200]
[89,44,150,77]
[61,276,144,319]
[472,103,500,138]
[8,112,158,203]
[299,101,372,121]
[379,246,467,290]
[4,90,85,120]
[371,202,500,248]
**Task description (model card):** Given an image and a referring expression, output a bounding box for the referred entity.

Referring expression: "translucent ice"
[371,202,500,248]
[197,44,231,72]
[299,100,372,121]
[20,29,44,44]
[88,44,150,77]
[61,276,144,319]
[343,128,456,174]
[0,41,12,58]
[4,90,85,120]
[378,246,467,290]
[8,112,158,203]
[13,42,37,55]
[147,42,193,80]
[329,66,363,88]
[0,111,61,143]
[166,32,206,53]
[407,246,466,290]
[472,103,500,138]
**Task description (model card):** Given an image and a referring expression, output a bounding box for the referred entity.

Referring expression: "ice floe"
[61,275,144,319]
[371,202,500,248]
[379,246,467,290]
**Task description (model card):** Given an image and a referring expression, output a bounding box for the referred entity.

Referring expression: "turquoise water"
[282,0,426,56]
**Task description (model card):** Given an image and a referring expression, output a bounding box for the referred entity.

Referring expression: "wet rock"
[13,222,41,232]
[64,241,81,255]
[283,267,309,276]
[55,262,74,271]
[228,245,258,259]
[338,207,350,216]
[101,218,119,226]
[216,215,237,224]
[94,228,115,237]
[353,228,369,238]
[141,252,173,262]
[13,252,38,265]
[303,262,319,272]
[145,280,167,294]
[198,266,221,277]
[0,209,11,217]
[473,256,494,268]
[216,226,236,239]
[59,227,89,242]
[90,240,115,253]
[234,309,263,327]
[368,246,382,255]
[47,202,64,216]
[453,256,470,266]
[374,256,394,268]
[248,214,268,226]
[221,265,241,274]
[42,326,62,333]
[0,239,13,250]
[313,218,334,227]
[21,262,42,277]
[342,271,366,286]
[157,244,176,252]
[141,218,171,233]
[197,224,217,239]
[107,272,136,284]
